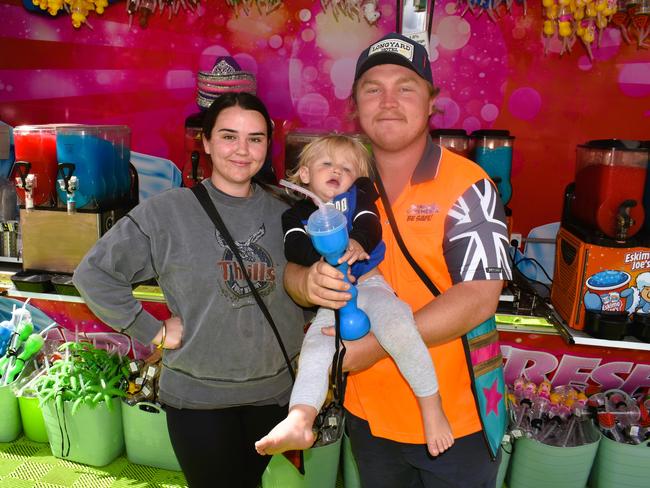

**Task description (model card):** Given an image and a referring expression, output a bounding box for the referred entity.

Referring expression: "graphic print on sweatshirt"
[215,224,276,307]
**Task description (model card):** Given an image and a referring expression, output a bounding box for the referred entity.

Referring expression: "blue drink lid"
[307,205,346,235]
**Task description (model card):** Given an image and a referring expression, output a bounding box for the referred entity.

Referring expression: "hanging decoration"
[25,0,201,29]
[541,0,649,60]
[320,0,381,24]
[224,0,380,23]
[458,0,528,21]
[542,0,649,59]
[224,0,284,16]
[126,0,202,28]
[611,0,650,48]
[29,0,113,28]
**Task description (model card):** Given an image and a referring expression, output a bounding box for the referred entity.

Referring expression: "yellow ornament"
[559,22,573,37]
[46,0,63,15]
[95,0,108,14]
[544,19,556,36]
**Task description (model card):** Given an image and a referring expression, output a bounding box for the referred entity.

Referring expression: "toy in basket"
[0,303,46,442]
[32,341,128,467]
[588,388,650,487]
[505,378,600,488]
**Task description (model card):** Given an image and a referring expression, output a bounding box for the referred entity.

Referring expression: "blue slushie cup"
[307,205,370,341]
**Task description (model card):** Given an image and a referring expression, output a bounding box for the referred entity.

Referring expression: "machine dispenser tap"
[616,200,637,241]
[190,150,201,184]
[57,163,78,214]
[13,161,36,210]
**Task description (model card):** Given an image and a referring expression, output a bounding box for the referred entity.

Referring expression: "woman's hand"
[320,328,387,373]
[338,238,369,266]
[153,316,184,350]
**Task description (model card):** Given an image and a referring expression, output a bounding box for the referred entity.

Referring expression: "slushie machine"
[551,139,650,341]
[11,124,137,275]
[430,129,471,158]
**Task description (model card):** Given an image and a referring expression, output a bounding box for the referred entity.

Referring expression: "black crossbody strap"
[375,173,441,297]
[330,310,347,406]
[191,184,296,382]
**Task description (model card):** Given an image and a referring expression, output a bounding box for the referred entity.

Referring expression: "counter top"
[3,285,167,303]
[1,267,649,352]
[545,304,650,352]
[0,269,166,303]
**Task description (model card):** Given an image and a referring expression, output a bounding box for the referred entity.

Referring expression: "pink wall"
[1,0,649,236]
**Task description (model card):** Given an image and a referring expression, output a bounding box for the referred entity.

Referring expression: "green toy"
[33,341,128,416]
[3,334,45,385]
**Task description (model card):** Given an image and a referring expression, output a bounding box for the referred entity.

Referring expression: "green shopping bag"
[0,383,21,442]
[261,436,342,488]
[41,397,124,467]
[122,401,180,471]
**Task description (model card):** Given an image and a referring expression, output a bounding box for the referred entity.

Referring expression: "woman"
[73,92,305,488]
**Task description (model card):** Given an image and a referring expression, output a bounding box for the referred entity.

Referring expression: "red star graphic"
[483,379,503,416]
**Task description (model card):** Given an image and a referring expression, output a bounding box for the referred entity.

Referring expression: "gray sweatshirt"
[73,180,305,409]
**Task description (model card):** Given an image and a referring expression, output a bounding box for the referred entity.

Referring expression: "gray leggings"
[290,274,438,410]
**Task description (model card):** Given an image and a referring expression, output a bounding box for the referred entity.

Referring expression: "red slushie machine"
[551,139,650,341]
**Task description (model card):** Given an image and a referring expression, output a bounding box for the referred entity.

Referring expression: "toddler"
[255,134,453,458]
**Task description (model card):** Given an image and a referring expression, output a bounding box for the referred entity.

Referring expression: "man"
[285,32,511,487]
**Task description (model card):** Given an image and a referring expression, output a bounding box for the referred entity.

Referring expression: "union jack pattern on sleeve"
[444,179,513,284]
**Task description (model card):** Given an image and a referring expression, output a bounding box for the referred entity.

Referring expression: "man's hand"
[321,328,387,373]
[152,316,184,350]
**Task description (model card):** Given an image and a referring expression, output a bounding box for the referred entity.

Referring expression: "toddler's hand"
[338,239,369,265]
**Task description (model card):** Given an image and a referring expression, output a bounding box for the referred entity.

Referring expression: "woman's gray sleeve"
[72,215,162,345]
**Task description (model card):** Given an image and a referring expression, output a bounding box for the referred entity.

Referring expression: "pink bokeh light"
[430,5,508,131]
[618,63,650,98]
[508,87,542,121]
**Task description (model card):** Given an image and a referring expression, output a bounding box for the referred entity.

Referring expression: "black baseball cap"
[354,32,433,85]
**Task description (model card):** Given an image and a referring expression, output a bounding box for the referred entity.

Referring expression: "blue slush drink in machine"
[307,203,370,341]
[471,130,514,236]
[56,125,132,211]
[470,130,514,206]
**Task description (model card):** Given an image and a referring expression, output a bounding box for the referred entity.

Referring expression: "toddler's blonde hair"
[286,134,372,187]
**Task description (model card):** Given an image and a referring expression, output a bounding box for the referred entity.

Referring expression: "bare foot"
[255,405,318,455]
[418,392,455,457]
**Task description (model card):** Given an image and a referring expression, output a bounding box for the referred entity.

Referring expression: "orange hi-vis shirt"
[345,142,496,444]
